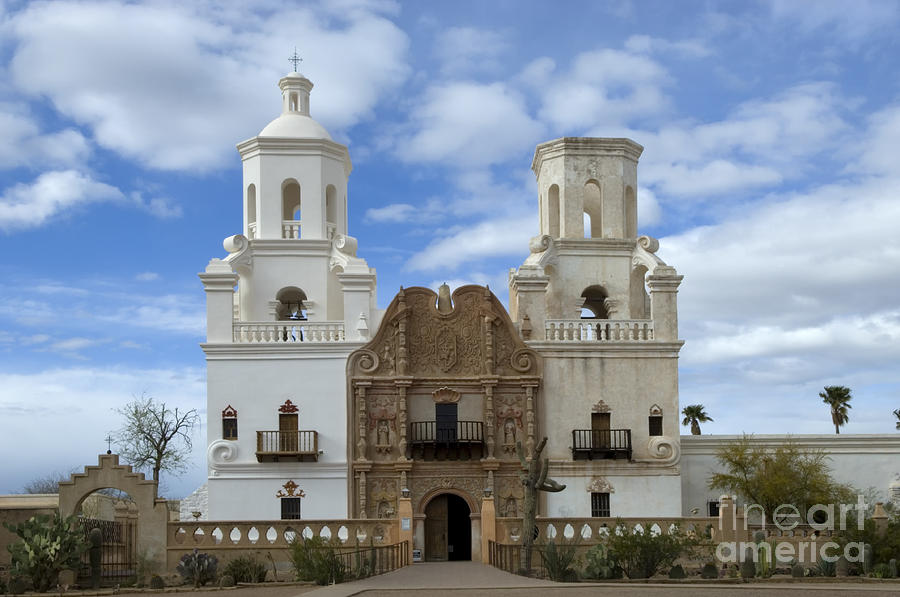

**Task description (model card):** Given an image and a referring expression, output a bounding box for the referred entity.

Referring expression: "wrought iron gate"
[77,518,137,584]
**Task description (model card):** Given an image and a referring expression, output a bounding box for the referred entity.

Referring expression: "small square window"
[591,492,610,517]
[223,418,238,440]
[648,415,663,437]
[707,500,720,517]
[281,497,302,520]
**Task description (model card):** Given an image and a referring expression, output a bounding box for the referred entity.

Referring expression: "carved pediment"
[349,285,541,378]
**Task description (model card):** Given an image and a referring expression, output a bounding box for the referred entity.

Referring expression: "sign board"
[412,549,422,562]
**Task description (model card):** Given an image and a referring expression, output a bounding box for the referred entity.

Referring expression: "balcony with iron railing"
[545,320,654,342]
[409,421,484,461]
[571,429,632,460]
[256,430,319,462]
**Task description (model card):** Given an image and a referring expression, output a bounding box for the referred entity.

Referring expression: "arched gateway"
[347,284,542,562]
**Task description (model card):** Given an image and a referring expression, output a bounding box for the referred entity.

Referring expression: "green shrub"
[3,513,88,593]
[700,562,718,579]
[288,536,346,585]
[149,574,165,589]
[218,574,235,587]
[838,518,900,567]
[223,554,268,583]
[668,564,686,579]
[8,576,30,595]
[538,539,579,582]
[813,558,835,577]
[176,549,218,587]
[582,543,622,579]
[791,564,804,578]
[871,563,891,578]
[605,522,698,579]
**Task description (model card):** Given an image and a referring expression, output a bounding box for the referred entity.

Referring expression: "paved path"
[301,562,900,597]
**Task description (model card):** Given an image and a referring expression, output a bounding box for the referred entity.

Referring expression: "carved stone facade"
[347,285,542,518]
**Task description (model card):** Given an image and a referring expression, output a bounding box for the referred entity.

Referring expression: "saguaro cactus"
[88,527,103,589]
[516,437,566,573]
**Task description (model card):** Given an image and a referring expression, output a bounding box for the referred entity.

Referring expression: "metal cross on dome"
[288,48,303,72]
[105,434,113,455]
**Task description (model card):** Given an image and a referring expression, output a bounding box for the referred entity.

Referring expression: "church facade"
[201,71,686,559]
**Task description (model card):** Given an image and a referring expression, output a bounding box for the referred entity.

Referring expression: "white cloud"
[0,103,91,170]
[536,49,670,131]
[50,337,104,352]
[767,0,899,40]
[0,169,123,230]
[0,365,207,497]
[629,83,852,197]
[636,186,662,228]
[365,203,417,223]
[136,272,160,281]
[852,104,900,177]
[406,214,534,273]
[434,26,509,75]
[129,192,182,219]
[394,82,543,167]
[7,1,409,171]
[624,35,711,58]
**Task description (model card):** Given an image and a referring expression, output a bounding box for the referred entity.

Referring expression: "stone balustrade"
[282,220,301,239]
[495,516,720,545]
[233,321,346,343]
[167,519,399,569]
[544,319,655,342]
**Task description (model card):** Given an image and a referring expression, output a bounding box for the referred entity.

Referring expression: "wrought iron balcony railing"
[571,429,632,460]
[409,421,484,460]
[256,430,319,462]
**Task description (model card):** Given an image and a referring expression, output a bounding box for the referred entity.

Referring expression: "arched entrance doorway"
[424,493,471,561]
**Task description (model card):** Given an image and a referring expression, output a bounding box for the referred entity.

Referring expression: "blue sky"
[1,0,899,499]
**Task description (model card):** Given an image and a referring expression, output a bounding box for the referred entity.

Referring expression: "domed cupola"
[236,68,351,242]
[258,72,333,140]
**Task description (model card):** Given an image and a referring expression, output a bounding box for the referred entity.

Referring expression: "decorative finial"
[288,47,303,73]
[105,434,113,455]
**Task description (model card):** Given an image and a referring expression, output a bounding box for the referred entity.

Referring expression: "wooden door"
[424,495,448,561]
[591,412,610,448]
[435,403,458,443]
[279,413,298,452]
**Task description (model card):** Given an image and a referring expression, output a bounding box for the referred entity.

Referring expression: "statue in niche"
[377,500,394,519]
[503,497,518,517]
[503,418,516,448]
[375,419,391,453]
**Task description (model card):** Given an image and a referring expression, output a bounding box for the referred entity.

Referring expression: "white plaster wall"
[546,474,682,517]
[680,435,900,516]
[208,475,348,520]
[206,349,358,520]
[536,351,681,462]
[237,248,333,321]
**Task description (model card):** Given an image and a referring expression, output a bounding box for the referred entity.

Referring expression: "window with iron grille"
[223,417,238,440]
[707,500,720,517]
[281,497,302,520]
[648,415,663,437]
[591,492,610,517]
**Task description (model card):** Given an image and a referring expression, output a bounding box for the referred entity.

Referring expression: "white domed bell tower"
[199,68,379,521]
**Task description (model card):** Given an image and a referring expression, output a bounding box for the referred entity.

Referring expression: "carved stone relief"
[368,478,398,519]
[496,476,524,517]
[411,475,484,510]
[587,477,615,493]
[592,400,610,413]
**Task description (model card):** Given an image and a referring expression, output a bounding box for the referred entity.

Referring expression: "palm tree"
[819,385,852,434]
[681,404,713,435]
[894,408,900,431]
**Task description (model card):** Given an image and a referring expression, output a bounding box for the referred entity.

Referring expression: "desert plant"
[8,576,29,595]
[176,549,218,587]
[605,522,698,579]
[700,562,718,578]
[871,563,891,578]
[668,564,686,579]
[149,574,165,589]
[889,558,898,578]
[813,558,835,577]
[223,554,268,583]
[288,535,346,585]
[791,564,804,577]
[218,574,235,587]
[4,513,88,593]
[538,539,579,582]
[516,438,566,573]
[582,542,622,579]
